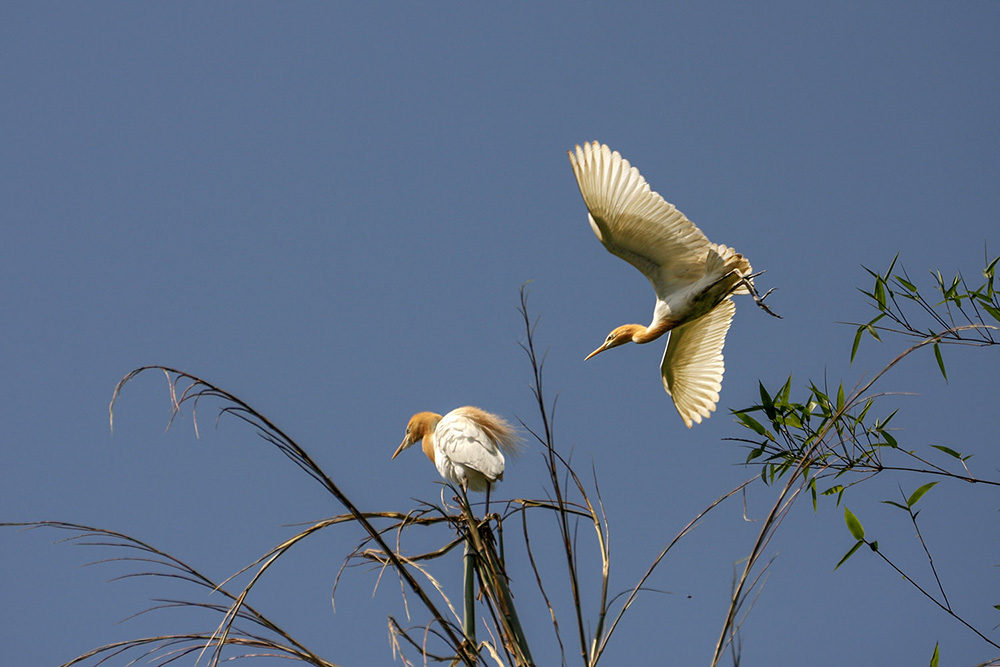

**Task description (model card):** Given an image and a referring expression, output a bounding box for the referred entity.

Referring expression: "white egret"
[568,141,777,427]
[392,407,520,500]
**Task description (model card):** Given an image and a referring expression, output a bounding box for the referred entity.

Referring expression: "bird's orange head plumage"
[392,411,442,463]
[585,323,648,360]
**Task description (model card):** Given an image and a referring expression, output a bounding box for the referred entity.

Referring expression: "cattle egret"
[569,141,777,427]
[392,407,520,500]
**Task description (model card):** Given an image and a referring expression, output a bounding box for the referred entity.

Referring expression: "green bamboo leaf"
[736,411,767,436]
[835,540,864,570]
[823,485,845,505]
[931,444,963,459]
[981,301,1000,323]
[779,376,793,404]
[894,275,918,293]
[782,412,803,429]
[933,342,948,382]
[986,255,1000,278]
[928,642,939,667]
[851,326,865,362]
[857,398,873,422]
[882,500,908,511]
[948,274,962,301]
[844,507,865,540]
[874,277,886,309]
[907,482,938,508]
[759,382,776,421]
[798,403,812,425]
[886,252,899,276]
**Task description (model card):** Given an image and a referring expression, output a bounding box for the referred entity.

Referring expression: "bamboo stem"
[463,537,477,658]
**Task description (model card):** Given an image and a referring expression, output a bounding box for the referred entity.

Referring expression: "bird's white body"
[569,141,756,427]
[393,407,520,492]
[431,409,507,492]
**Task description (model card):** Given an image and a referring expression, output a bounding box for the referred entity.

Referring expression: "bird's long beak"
[391,436,411,460]
[584,344,608,361]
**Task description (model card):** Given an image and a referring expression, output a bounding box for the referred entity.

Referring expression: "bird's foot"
[741,271,782,319]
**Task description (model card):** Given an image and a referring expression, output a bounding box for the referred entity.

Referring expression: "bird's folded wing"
[435,413,505,479]
[569,141,710,294]
[660,298,736,427]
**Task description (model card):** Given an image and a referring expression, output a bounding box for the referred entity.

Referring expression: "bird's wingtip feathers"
[661,299,735,428]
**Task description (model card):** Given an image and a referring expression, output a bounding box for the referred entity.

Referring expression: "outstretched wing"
[660,298,736,427]
[435,411,506,485]
[568,141,711,297]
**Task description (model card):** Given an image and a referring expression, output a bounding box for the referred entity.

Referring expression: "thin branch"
[109,367,473,665]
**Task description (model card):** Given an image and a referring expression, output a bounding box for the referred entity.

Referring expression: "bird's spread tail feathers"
[707,245,782,318]
[707,244,753,295]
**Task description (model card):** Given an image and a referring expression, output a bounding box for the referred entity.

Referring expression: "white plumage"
[569,141,760,427]
[392,407,520,492]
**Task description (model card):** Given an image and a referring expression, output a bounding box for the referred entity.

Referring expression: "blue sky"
[3,3,999,665]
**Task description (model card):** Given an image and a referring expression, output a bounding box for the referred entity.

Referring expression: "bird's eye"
[405,426,411,434]
[606,334,615,343]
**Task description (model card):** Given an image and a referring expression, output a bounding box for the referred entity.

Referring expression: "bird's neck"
[632,318,675,344]
[421,433,436,464]
[409,413,442,465]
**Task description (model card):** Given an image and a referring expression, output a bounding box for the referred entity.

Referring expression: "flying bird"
[393,407,520,503]
[568,141,777,427]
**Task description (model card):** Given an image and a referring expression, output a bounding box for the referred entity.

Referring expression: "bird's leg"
[495,508,505,569]
[480,486,501,569]
[740,270,782,319]
[482,485,501,556]
[460,478,475,520]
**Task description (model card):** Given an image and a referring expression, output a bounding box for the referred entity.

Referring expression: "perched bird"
[392,407,520,501]
[569,141,776,427]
